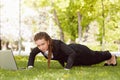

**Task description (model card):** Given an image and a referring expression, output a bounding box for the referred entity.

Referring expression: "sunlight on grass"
[0,56,120,80]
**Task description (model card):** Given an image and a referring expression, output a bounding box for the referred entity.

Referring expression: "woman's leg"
[74,51,112,65]
[80,51,114,65]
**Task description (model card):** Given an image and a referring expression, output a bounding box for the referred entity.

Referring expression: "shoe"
[104,63,110,66]
[110,63,117,66]
[104,63,117,66]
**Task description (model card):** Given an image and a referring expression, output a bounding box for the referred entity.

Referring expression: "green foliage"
[93,0,120,45]
[23,0,120,45]
[23,0,50,8]
[57,0,98,41]
[59,0,78,41]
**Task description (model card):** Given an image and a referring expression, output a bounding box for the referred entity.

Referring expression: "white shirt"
[44,50,54,59]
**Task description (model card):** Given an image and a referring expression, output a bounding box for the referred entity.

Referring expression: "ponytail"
[48,39,52,69]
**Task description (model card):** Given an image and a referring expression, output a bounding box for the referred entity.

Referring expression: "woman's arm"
[59,41,76,69]
[27,47,41,67]
[58,60,65,67]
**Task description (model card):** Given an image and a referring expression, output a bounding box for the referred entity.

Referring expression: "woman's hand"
[27,66,33,69]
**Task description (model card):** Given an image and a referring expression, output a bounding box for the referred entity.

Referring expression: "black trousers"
[74,51,112,66]
[68,44,112,66]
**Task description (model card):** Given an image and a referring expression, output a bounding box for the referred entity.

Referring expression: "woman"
[27,32,117,70]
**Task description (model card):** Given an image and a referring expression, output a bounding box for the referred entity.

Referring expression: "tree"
[23,0,120,51]
[95,0,120,50]
[51,1,64,41]
[77,11,82,43]
[0,38,1,50]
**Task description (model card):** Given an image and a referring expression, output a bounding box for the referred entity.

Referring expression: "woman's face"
[35,38,49,53]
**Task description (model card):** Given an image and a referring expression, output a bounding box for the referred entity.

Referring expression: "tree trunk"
[52,6,64,41]
[77,11,82,43]
[101,0,105,51]
[6,41,10,49]
[0,38,1,50]
[51,0,64,41]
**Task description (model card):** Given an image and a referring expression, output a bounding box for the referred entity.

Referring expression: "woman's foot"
[104,55,117,66]
[110,55,117,66]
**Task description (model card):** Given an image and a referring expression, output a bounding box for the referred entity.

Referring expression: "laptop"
[0,50,26,70]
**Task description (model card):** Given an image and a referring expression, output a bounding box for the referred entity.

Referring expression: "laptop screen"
[0,50,18,70]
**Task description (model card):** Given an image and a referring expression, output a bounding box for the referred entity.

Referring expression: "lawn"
[0,56,120,80]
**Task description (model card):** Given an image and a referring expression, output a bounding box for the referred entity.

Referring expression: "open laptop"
[0,50,26,70]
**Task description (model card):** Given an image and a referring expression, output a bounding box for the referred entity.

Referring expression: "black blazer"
[28,39,78,69]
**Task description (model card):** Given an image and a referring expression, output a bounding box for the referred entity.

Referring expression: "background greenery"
[1,0,120,51]
[0,56,120,80]
[24,0,120,42]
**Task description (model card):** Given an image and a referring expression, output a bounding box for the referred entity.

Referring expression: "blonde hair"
[34,32,52,68]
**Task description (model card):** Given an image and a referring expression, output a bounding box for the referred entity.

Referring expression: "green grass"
[0,56,120,80]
